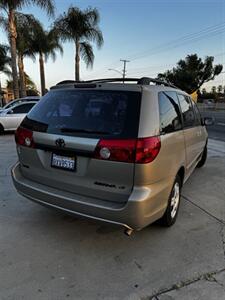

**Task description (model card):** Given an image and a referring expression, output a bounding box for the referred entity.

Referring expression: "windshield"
[22,89,141,139]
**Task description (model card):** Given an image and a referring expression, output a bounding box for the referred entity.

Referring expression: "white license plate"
[51,154,76,171]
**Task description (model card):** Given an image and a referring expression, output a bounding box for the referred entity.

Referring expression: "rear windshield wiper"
[60,128,110,135]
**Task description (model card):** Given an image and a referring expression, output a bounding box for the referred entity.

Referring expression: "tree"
[29,20,63,96]
[157,54,223,94]
[217,85,223,93]
[14,13,38,97]
[0,0,55,99]
[202,88,206,95]
[211,86,217,94]
[54,6,104,81]
[0,13,42,97]
[0,44,11,105]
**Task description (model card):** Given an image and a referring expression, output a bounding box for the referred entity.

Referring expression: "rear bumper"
[11,163,172,230]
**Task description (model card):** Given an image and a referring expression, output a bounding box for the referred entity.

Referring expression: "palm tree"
[0,0,55,99]
[54,6,104,81]
[0,44,11,106]
[30,21,63,96]
[15,13,38,97]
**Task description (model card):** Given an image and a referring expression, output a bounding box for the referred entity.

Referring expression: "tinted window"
[178,94,195,128]
[158,92,182,134]
[192,101,201,125]
[11,103,35,114]
[23,90,141,139]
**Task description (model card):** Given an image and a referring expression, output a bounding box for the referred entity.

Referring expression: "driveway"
[0,134,225,300]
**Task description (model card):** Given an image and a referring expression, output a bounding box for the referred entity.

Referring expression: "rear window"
[22,89,141,139]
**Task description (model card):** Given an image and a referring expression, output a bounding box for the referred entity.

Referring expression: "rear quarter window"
[177,94,196,128]
[192,100,202,125]
[158,92,182,134]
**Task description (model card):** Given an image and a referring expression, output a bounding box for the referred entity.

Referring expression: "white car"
[0,101,37,134]
[0,96,40,112]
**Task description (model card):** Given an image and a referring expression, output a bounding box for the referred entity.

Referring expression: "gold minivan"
[12,78,211,234]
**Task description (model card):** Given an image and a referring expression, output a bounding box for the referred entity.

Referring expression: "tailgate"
[18,132,135,203]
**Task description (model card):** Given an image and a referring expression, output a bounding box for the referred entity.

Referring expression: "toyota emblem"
[55,138,66,148]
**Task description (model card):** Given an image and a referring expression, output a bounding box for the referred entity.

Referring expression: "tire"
[196,146,207,168]
[160,175,182,227]
[0,124,4,135]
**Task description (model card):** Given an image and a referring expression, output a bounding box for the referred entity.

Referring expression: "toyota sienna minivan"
[12,77,211,234]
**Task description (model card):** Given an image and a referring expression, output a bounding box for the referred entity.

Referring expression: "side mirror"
[7,109,14,114]
[203,117,214,126]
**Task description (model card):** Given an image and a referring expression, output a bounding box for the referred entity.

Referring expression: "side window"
[192,101,202,125]
[158,92,182,134]
[12,103,35,114]
[178,94,195,128]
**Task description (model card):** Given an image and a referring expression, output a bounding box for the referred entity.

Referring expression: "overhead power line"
[86,22,225,79]
[127,52,225,74]
[127,22,225,61]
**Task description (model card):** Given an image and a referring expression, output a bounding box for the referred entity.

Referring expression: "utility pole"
[120,59,130,82]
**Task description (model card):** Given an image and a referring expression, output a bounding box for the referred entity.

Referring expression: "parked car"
[11,78,213,234]
[203,99,214,104]
[0,96,40,112]
[203,99,215,109]
[0,101,38,134]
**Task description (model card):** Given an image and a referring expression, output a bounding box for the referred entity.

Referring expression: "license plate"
[51,154,76,171]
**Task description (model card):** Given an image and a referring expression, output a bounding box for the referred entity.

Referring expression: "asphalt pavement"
[0,132,225,300]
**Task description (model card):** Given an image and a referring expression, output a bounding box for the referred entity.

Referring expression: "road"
[0,132,225,300]
[200,110,225,142]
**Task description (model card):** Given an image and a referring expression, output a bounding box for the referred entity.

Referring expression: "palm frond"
[1,66,12,77]
[0,43,11,75]
[84,7,100,26]
[84,27,103,49]
[80,41,94,68]
[15,12,40,58]
[53,5,104,48]
[0,0,55,16]
[0,14,7,32]
[31,0,55,17]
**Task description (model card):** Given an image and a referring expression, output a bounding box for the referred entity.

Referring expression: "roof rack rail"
[85,78,139,83]
[54,77,178,89]
[85,77,178,88]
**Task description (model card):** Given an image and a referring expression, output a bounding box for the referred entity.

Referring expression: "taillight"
[94,139,136,163]
[15,127,34,148]
[135,137,161,163]
[93,136,161,164]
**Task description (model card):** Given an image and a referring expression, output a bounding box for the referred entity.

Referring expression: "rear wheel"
[196,146,207,168]
[160,175,181,227]
[0,124,4,135]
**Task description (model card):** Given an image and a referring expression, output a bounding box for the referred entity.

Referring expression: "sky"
[0,0,225,92]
